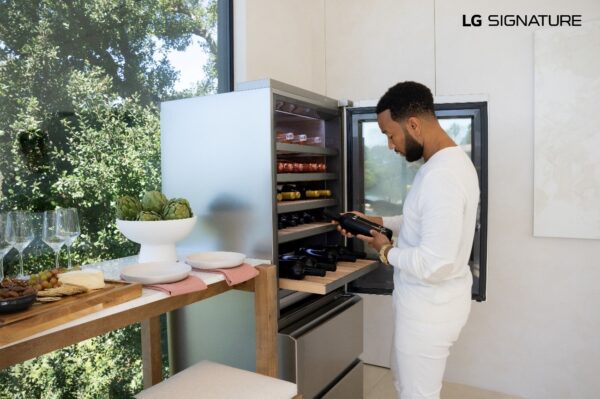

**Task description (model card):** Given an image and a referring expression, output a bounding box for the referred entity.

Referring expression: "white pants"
[390,288,471,399]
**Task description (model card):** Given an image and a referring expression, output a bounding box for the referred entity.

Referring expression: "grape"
[29,268,63,291]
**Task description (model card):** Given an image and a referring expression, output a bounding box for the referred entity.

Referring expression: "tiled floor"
[364,364,525,399]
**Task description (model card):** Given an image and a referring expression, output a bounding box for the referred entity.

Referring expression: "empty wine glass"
[0,213,13,280]
[57,208,80,269]
[6,211,34,278]
[42,210,66,268]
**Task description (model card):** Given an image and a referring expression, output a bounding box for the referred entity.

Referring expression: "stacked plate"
[185,251,246,269]
[119,252,246,284]
[120,262,191,284]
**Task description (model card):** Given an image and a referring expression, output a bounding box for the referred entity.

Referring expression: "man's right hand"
[331,211,383,238]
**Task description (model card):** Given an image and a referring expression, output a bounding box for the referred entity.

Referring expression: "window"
[0,0,233,396]
[347,102,488,301]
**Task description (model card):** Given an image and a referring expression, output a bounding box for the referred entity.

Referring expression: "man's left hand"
[356,229,392,252]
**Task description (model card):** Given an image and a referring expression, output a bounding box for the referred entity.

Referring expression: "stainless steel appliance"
[161,79,368,398]
[279,290,363,399]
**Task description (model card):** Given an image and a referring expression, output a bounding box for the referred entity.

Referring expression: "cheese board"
[0,280,142,346]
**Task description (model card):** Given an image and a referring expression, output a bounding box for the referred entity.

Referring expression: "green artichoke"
[137,210,162,221]
[163,198,193,220]
[116,196,142,221]
[141,191,168,213]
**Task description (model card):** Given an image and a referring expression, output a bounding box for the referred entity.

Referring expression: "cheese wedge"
[58,269,106,290]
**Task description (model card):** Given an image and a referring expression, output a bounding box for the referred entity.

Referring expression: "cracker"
[37,284,87,297]
[37,296,62,302]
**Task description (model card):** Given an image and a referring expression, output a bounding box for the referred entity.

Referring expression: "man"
[336,82,479,399]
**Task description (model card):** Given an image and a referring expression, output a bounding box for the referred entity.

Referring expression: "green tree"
[0,0,218,397]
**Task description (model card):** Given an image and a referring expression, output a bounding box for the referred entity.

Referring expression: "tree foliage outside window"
[0,0,218,397]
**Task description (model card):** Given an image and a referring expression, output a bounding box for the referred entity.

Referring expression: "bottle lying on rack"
[294,247,338,271]
[278,211,318,229]
[323,210,393,240]
[298,244,365,263]
[278,255,328,280]
[277,183,332,202]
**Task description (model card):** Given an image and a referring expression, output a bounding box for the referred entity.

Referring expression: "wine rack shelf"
[277,198,337,214]
[276,142,337,156]
[278,222,336,243]
[277,173,336,183]
[279,259,379,295]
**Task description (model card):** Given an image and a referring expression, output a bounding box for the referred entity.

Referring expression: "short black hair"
[376,81,435,120]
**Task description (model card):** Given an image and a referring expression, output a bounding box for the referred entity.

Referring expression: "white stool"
[136,360,298,399]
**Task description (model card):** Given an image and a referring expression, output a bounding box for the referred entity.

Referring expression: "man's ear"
[407,116,422,138]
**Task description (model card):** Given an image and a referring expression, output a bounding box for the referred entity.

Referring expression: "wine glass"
[57,208,80,269]
[6,211,34,278]
[0,213,13,280]
[42,210,66,268]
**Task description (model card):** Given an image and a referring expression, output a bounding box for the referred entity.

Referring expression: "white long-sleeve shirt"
[383,146,480,309]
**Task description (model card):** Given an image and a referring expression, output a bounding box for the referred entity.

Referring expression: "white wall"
[234,0,326,93]
[235,1,600,398]
[433,2,600,398]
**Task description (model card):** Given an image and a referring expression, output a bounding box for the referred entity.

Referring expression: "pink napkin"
[196,263,259,286]
[145,276,207,296]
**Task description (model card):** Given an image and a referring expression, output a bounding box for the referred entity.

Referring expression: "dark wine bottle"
[278,255,328,278]
[311,244,361,262]
[295,248,338,271]
[323,210,393,240]
[278,257,305,280]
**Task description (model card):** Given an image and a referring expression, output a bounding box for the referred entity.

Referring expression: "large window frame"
[217,0,234,93]
[0,1,235,397]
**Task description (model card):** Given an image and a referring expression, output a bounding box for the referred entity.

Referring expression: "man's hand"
[331,211,384,238]
[331,210,367,238]
[356,229,392,252]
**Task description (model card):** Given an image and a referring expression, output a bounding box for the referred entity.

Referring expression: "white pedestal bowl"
[116,216,197,263]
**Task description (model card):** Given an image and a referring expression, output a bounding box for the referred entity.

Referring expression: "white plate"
[121,262,191,284]
[185,251,246,269]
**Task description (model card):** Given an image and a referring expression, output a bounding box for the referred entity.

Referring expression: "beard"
[402,127,423,162]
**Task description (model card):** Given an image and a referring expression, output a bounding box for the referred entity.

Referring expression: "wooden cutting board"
[0,280,142,346]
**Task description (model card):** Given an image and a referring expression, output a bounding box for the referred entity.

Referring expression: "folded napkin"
[196,263,258,286]
[145,276,207,296]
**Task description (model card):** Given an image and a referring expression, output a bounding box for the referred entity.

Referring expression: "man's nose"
[387,138,394,150]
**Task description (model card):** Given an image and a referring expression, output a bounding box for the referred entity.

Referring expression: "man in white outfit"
[336,82,479,399]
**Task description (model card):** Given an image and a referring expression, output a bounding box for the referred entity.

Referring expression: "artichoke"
[137,210,162,221]
[116,196,142,221]
[141,191,168,213]
[163,198,193,220]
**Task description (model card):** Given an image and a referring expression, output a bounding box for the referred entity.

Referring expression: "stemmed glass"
[0,213,13,280]
[42,210,66,268]
[57,208,80,269]
[6,211,34,278]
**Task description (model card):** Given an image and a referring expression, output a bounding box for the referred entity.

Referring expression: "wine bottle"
[323,210,393,240]
[278,255,328,278]
[295,248,338,271]
[278,257,305,280]
[311,244,362,262]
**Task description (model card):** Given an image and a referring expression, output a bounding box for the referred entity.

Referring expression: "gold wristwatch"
[379,244,393,265]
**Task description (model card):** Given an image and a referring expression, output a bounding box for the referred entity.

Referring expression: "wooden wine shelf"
[278,222,336,243]
[277,198,337,214]
[276,142,338,156]
[277,173,336,183]
[279,259,379,295]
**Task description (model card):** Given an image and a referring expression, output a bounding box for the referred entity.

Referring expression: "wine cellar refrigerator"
[161,79,378,398]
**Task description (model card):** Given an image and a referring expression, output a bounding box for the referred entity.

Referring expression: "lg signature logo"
[462,14,582,27]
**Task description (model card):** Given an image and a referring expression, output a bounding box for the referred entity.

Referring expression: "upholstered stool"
[136,360,298,399]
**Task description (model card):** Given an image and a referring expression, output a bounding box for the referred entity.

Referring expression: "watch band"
[379,244,393,265]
